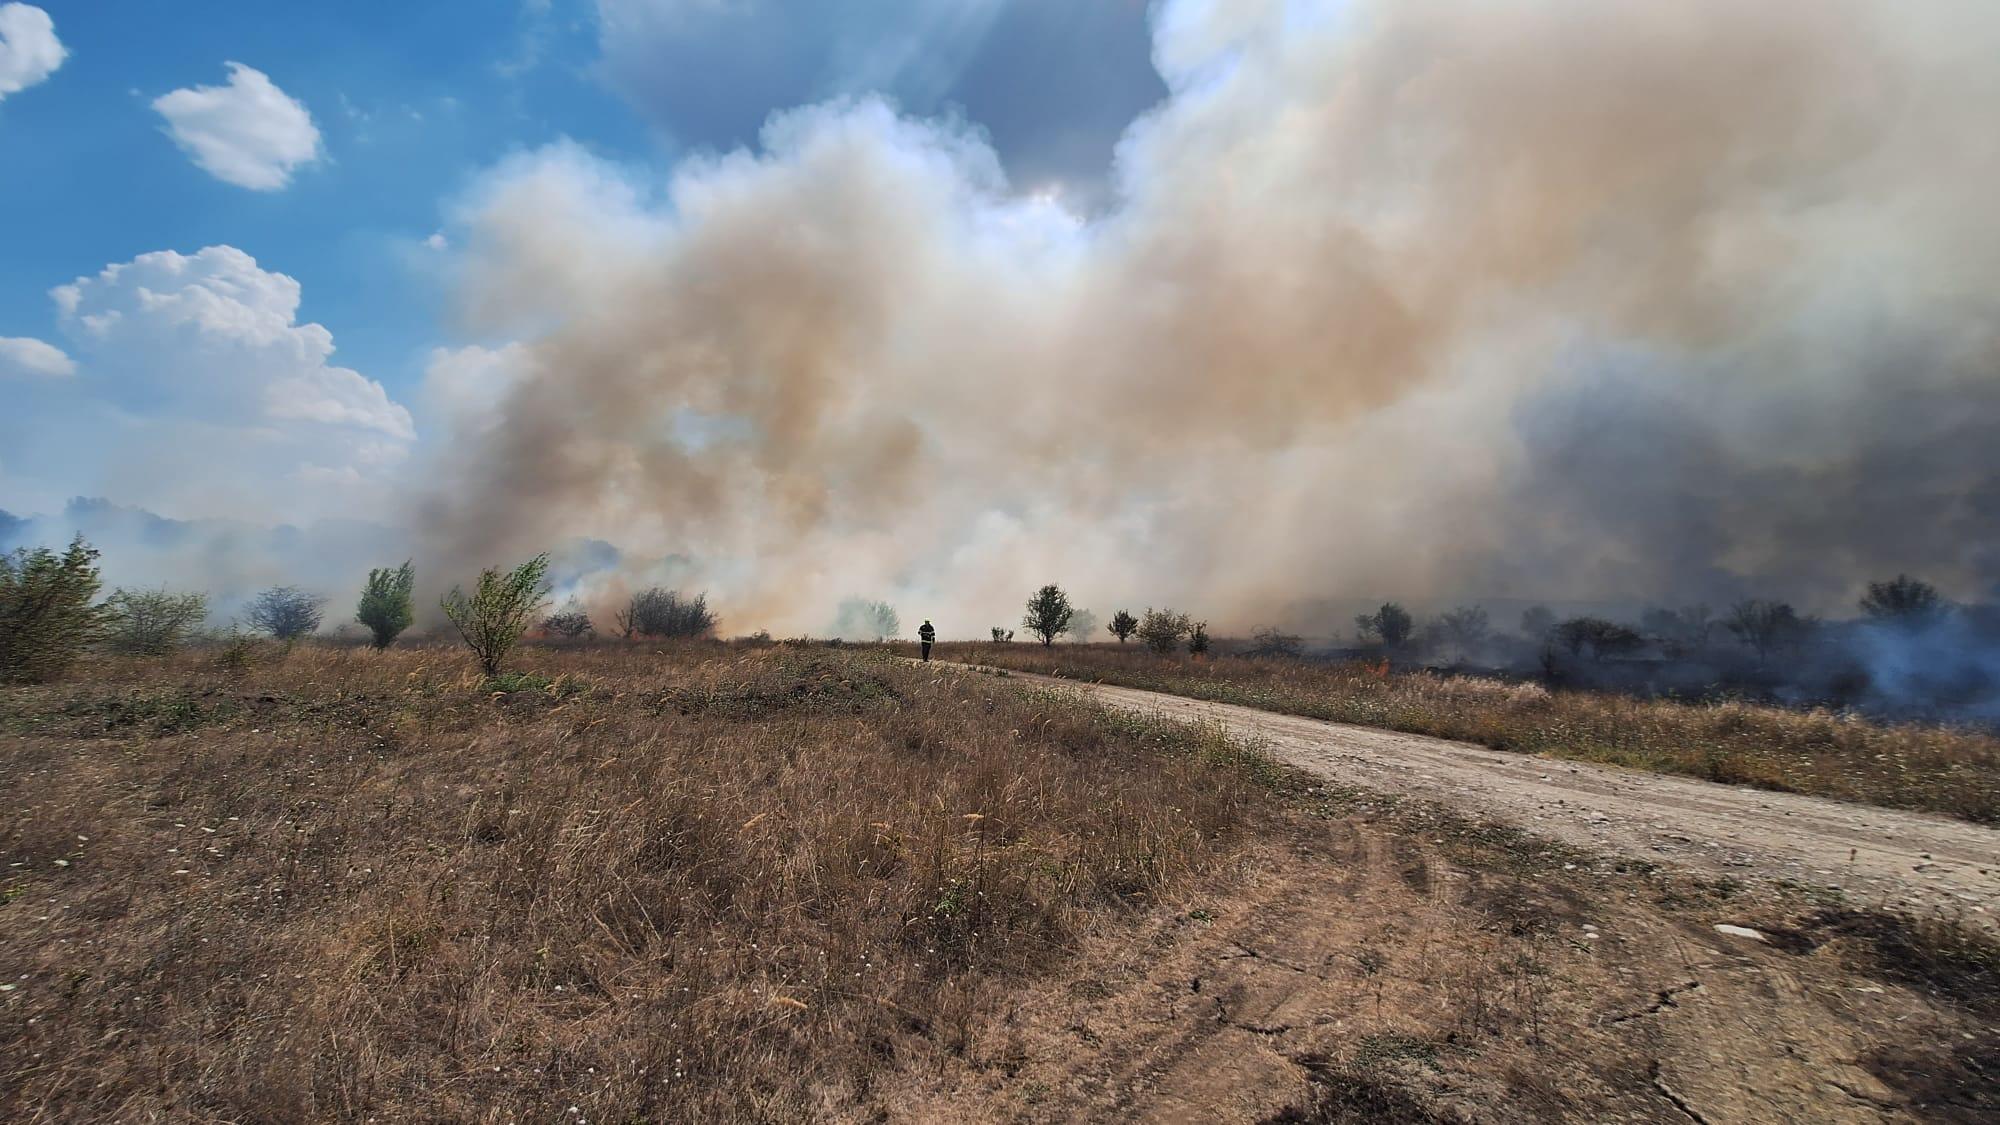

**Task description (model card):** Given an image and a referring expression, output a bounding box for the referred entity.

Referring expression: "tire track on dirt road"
[943,664,2000,923]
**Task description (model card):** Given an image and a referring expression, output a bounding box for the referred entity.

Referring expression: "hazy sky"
[4,1,1997,633]
[0,0,1162,518]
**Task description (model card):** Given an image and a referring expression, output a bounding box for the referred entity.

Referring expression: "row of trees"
[977,573,1954,671]
[0,536,724,682]
[1344,574,1952,667]
[996,587,1212,654]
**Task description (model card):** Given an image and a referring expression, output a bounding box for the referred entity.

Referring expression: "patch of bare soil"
[887,827,1996,1123]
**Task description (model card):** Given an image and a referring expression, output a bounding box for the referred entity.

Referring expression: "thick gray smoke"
[413,0,2000,636]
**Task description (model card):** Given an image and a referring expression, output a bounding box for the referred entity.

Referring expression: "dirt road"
[966,666,2000,922]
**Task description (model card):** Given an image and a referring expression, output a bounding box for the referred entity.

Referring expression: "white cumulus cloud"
[27,246,415,521]
[0,3,64,101]
[152,63,323,190]
[0,335,73,378]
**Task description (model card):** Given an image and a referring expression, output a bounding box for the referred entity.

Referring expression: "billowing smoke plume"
[416,0,2000,635]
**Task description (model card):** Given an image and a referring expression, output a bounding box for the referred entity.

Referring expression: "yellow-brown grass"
[932,643,2000,824]
[0,641,1270,1120]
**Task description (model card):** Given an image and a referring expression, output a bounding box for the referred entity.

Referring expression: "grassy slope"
[929,642,2000,824]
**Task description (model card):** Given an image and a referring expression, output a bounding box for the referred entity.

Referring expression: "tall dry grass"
[935,643,2000,824]
[0,642,1270,1121]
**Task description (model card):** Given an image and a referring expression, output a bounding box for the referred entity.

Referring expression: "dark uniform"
[918,620,936,661]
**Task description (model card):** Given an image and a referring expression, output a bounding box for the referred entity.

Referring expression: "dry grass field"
[932,643,2000,824]
[2,640,1995,1122]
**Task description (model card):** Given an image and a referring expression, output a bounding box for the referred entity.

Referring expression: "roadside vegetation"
[936,642,2000,824]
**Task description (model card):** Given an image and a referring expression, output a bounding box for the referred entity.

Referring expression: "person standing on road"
[918,619,936,662]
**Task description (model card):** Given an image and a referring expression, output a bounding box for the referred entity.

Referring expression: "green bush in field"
[1137,608,1192,654]
[441,554,551,675]
[357,561,416,649]
[104,587,208,655]
[0,536,105,683]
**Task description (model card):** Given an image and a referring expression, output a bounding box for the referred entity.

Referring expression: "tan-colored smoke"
[416,0,2000,636]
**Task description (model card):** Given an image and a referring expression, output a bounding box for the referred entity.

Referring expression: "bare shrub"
[617,587,717,639]
[441,554,551,675]
[1860,574,1947,628]
[0,535,104,683]
[990,627,1015,643]
[541,599,594,639]
[246,585,324,640]
[1247,626,1303,658]
[103,588,207,655]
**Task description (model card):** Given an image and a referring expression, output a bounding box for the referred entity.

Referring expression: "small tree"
[1108,610,1139,644]
[246,585,324,641]
[1137,608,1192,654]
[356,562,415,650]
[441,554,551,676]
[1064,608,1097,643]
[0,536,105,683]
[1553,616,1643,662]
[1247,626,1303,658]
[1022,583,1074,646]
[1434,606,1490,660]
[104,588,208,655]
[1187,621,1210,655]
[542,599,594,639]
[1859,575,1946,628]
[1356,603,1414,649]
[1725,599,1812,664]
[990,627,1014,643]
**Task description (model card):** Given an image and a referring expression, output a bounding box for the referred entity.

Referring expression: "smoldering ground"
[408,0,2000,636]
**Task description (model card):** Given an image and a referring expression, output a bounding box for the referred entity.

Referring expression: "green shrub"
[1137,608,1192,654]
[356,561,415,649]
[442,554,551,675]
[103,587,207,655]
[0,536,105,683]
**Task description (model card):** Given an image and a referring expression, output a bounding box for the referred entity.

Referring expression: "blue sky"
[0,0,1164,518]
